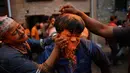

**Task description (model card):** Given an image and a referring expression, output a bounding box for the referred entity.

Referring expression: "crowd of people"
[0,5,130,73]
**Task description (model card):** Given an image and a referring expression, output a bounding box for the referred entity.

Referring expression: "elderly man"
[0,16,67,73]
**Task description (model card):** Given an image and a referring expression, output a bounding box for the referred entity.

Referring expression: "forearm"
[38,47,60,73]
[78,11,113,38]
[44,47,60,67]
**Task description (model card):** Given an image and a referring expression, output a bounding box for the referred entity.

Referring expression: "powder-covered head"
[54,13,85,34]
[0,15,14,37]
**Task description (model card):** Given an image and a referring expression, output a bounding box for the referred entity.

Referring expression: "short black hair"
[110,15,117,21]
[54,14,85,34]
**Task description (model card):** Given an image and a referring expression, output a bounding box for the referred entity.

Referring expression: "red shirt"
[108,22,117,27]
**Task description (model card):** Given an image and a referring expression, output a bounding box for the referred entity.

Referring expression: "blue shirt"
[0,38,42,73]
[37,37,111,73]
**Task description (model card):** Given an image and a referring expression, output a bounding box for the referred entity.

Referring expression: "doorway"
[25,15,49,30]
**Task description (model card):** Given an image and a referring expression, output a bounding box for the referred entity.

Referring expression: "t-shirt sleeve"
[27,38,43,53]
[113,27,130,46]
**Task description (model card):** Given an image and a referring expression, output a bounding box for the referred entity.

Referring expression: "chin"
[68,43,79,50]
[18,36,29,43]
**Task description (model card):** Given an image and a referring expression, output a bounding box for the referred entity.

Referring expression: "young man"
[38,13,111,73]
[60,5,130,73]
[0,16,67,73]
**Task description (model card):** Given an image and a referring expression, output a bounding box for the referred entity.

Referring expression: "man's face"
[51,18,55,25]
[59,29,80,50]
[3,21,28,44]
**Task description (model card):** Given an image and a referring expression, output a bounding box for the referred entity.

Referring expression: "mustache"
[19,33,26,40]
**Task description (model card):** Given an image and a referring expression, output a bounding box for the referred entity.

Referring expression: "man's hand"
[60,5,80,15]
[54,35,68,50]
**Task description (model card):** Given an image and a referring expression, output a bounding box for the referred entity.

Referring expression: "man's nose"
[70,37,77,42]
[17,29,24,35]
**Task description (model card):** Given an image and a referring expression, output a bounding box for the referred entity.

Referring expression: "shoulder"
[0,45,23,64]
[79,38,102,53]
[78,38,92,52]
[0,45,21,58]
[31,26,37,31]
[80,38,91,47]
[0,45,38,73]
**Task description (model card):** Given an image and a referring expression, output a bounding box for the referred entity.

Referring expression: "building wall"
[10,0,91,23]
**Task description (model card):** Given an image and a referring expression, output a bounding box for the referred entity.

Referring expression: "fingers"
[59,4,80,15]
[60,40,68,49]
[59,5,73,13]
[55,37,68,49]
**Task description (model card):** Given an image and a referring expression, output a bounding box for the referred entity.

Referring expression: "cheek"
[11,34,20,40]
[11,36,18,40]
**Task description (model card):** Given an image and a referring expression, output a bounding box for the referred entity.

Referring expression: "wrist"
[54,46,61,52]
[54,46,64,55]
[41,62,53,73]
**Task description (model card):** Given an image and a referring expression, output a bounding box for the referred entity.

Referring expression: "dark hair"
[110,15,117,21]
[116,20,122,26]
[49,16,55,20]
[54,14,85,34]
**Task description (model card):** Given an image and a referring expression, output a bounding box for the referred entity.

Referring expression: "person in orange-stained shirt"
[21,23,31,38]
[31,23,40,40]
[25,28,31,38]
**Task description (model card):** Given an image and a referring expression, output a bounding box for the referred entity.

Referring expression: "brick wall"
[10,0,91,23]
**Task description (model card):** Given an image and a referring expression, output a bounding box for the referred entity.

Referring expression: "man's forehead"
[60,29,81,36]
